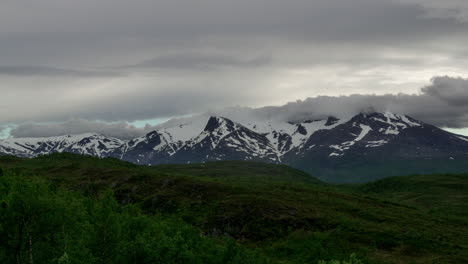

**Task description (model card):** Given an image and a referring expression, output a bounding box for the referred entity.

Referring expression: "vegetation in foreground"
[0,153,467,264]
[0,172,268,264]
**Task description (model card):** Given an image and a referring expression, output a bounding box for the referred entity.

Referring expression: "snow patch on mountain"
[243,116,349,155]
[372,112,421,136]
[365,140,388,148]
[329,124,372,157]
[0,133,124,157]
[66,134,125,156]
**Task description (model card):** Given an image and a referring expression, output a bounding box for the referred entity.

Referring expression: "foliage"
[0,170,267,264]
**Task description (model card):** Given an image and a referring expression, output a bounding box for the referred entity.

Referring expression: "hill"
[357,173,468,218]
[1,153,468,263]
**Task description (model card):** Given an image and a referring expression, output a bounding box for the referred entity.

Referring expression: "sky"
[1,0,468,139]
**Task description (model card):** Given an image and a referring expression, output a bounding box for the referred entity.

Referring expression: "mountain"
[1,112,468,182]
[0,133,124,158]
[284,112,468,182]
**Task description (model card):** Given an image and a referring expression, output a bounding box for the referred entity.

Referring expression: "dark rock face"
[325,116,339,126]
[1,113,468,182]
[295,124,307,136]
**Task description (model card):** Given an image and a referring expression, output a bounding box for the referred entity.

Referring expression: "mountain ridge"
[1,112,468,182]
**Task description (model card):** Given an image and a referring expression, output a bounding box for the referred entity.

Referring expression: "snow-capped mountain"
[1,112,468,182]
[170,116,280,164]
[0,133,124,158]
[289,112,424,158]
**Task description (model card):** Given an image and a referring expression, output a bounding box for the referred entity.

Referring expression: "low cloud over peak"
[5,76,468,139]
[248,76,468,128]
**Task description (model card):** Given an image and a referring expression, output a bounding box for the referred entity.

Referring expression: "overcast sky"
[1,0,468,138]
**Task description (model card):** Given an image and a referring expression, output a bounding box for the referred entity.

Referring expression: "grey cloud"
[9,76,468,139]
[398,0,468,22]
[1,0,468,134]
[0,65,122,77]
[211,76,468,129]
[0,0,466,69]
[9,119,150,140]
[0,64,282,124]
[259,94,468,128]
[0,0,466,73]
[422,76,468,105]
[121,53,271,71]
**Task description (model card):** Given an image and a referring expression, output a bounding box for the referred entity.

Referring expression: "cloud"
[246,76,468,128]
[9,76,468,139]
[199,76,468,129]
[9,119,150,139]
[398,0,468,22]
[1,0,468,132]
[422,76,468,105]
[0,66,122,77]
[121,52,272,71]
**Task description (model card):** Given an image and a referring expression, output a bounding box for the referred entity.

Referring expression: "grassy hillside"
[293,157,468,183]
[1,153,468,264]
[357,174,468,218]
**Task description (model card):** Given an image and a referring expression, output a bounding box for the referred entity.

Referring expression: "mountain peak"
[204,116,235,132]
[145,130,161,138]
[325,116,339,126]
[351,112,421,127]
